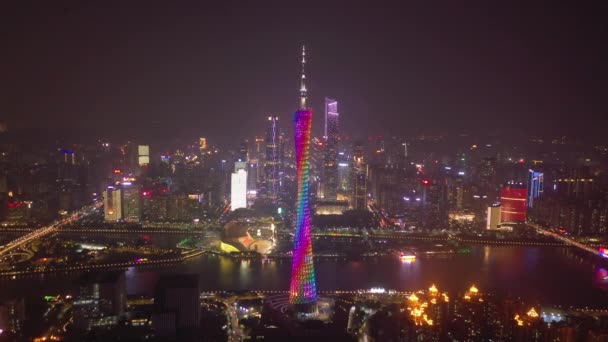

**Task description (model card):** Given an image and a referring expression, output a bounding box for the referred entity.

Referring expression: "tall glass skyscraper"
[351,140,367,210]
[264,116,280,202]
[289,45,317,310]
[323,98,339,200]
[527,170,544,208]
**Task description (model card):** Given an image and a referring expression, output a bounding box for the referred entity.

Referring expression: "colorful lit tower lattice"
[289,45,318,309]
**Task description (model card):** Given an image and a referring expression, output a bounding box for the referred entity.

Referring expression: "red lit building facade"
[500,186,528,223]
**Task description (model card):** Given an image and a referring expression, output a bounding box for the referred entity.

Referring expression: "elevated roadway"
[0,201,102,256]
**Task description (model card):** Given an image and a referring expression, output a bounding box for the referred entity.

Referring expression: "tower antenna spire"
[299,44,307,110]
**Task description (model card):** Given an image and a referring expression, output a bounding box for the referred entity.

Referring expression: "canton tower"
[289,45,318,310]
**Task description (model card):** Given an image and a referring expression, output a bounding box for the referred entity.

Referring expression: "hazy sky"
[1,1,606,146]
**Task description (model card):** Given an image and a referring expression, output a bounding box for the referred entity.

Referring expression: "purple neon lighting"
[289,108,317,305]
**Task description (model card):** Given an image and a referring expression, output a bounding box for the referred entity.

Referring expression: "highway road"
[0,201,102,256]
[528,222,598,255]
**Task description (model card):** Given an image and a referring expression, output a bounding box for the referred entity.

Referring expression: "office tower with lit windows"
[0,298,25,336]
[289,45,317,311]
[123,142,150,175]
[337,150,350,194]
[231,162,247,211]
[138,145,150,166]
[73,272,127,332]
[264,116,281,202]
[199,137,207,152]
[310,137,325,199]
[142,189,169,221]
[249,136,265,192]
[554,168,595,200]
[351,141,368,209]
[527,170,543,208]
[253,136,265,173]
[104,186,122,222]
[247,160,258,196]
[121,182,142,222]
[322,98,339,200]
[278,132,286,196]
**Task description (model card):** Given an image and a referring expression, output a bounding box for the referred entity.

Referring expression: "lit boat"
[400,252,416,262]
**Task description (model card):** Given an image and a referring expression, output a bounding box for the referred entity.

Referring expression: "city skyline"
[2,2,608,340]
[1,2,607,146]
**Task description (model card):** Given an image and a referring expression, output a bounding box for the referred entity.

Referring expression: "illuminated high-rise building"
[231,162,247,211]
[104,186,122,222]
[264,116,281,202]
[138,145,150,166]
[278,132,286,196]
[123,142,147,175]
[199,137,207,152]
[122,182,142,222]
[251,136,265,189]
[289,45,317,310]
[310,137,325,199]
[500,185,527,223]
[337,150,350,194]
[554,167,596,200]
[322,98,339,200]
[351,141,368,210]
[527,169,543,208]
[142,190,168,221]
[247,160,258,196]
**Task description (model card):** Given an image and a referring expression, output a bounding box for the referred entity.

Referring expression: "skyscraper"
[104,186,122,222]
[247,160,258,197]
[337,150,350,193]
[323,98,339,200]
[138,145,150,166]
[289,45,317,310]
[198,137,207,153]
[351,141,368,210]
[231,162,247,211]
[310,137,325,199]
[122,182,142,222]
[264,116,280,202]
[527,169,544,208]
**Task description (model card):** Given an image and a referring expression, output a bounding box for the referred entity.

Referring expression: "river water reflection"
[2,240,608,307]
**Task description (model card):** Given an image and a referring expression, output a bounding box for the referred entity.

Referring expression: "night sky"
[1,1,606,146]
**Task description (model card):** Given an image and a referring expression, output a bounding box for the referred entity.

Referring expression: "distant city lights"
[369,287,386,294]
